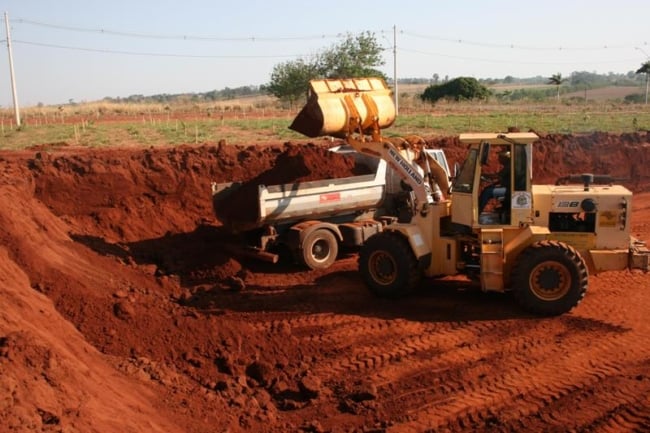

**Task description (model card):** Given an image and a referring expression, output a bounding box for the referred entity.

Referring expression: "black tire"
[511,240,588,316]
[358,231,421,298]
[300,229,338,270]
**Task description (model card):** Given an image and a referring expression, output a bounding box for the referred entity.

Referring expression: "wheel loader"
[290,77,650,315]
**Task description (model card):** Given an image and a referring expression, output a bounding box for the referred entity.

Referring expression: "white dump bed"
[258,161,386,224]
[212,148,387,232]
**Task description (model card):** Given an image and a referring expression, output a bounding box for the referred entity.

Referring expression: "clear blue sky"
[1,0,648,106]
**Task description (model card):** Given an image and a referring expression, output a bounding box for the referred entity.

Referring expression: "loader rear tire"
[300,229,338,270]
[359,231,420,299]
[511,240,588,316]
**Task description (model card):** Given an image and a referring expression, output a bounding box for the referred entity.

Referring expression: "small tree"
[266,59,318,108]
[267,32,386,104]
[547,73,567,102]
[420,77,491,104]
[318,32,386,79]
[636,61,650,105]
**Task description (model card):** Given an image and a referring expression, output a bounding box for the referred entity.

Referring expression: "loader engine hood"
[531,183,632,250]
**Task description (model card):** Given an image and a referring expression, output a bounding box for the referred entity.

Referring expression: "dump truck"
[212,145,450,270]
[289,77,650,315]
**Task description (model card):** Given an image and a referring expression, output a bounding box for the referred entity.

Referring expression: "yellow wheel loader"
[290,77,650,315]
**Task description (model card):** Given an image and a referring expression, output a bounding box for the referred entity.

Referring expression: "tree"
[267,32,385,102]
[266,58,318,107]
[570,71,601,102]
[636,61,650,105]
[420,77,491,104]
[318,32,386,79]
[547,73,567,102]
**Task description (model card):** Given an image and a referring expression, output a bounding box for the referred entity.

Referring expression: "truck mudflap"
[630,237,650,271]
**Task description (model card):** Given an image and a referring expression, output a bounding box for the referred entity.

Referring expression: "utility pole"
[636,47,649,105]
[393,25,398,116]
[5,12,20,127]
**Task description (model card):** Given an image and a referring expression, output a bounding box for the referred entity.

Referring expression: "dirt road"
[1,133,649,432]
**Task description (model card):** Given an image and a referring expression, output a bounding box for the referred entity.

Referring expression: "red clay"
[1,132,650,432]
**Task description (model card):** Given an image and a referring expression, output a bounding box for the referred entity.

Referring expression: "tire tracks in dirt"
[239,266,650,432]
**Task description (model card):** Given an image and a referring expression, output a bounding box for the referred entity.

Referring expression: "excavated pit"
[1,132,650,432]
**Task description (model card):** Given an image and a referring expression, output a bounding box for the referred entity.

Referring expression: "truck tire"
[358,231,420,298]
[511,240,588,316]
[300,229,338,270]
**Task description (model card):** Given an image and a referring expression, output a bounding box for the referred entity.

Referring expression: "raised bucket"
[290,78,396,138]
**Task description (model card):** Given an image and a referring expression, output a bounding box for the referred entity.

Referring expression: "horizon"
[1,0,649,107]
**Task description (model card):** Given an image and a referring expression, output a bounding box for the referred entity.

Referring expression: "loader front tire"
[300,229,338,270]
[511,240,588,316]
[359,231,420,299]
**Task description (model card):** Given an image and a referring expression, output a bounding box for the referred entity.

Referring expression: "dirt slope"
[1,132,650,432]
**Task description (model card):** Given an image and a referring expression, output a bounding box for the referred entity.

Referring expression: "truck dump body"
[212,151,387,233]
[259,170,385,223]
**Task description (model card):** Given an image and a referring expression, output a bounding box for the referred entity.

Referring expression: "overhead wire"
[13,40,305,59]
[15,18,347,42]
[398,47,641,66]
[9,17,648,67]
[399,30,640,52]
[15,17,647,52]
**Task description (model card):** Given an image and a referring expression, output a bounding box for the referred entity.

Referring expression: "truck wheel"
[301,229,338,270]
[511,240,588,316]
[359,231,420,298]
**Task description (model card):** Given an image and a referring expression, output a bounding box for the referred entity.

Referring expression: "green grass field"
[1,100,649,150]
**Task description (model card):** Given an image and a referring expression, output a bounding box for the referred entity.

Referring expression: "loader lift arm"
[289,78,447,215]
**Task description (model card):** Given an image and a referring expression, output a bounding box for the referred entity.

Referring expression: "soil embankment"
[1,132,650,432]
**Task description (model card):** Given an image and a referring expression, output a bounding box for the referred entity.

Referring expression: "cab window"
[452,148,478,193]
[514,144,527,191]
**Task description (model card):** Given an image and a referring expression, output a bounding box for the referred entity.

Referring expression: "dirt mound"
[1,131,650,432]
[22,132,650,244]
[428,131,650,190]
[0,246,182,433]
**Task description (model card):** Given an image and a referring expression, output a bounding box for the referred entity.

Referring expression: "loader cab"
[450,133,537,229]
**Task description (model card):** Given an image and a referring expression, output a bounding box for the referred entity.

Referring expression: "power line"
[9,17,649,72]
[399,47,640,66]
[15,17,346,42]
[13,40,305,59]
[13,38,640,68]
[16,17,646,53]
[400,30,645,52]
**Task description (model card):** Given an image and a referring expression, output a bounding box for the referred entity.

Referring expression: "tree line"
[100,32,650,106]
[102,85,262,105]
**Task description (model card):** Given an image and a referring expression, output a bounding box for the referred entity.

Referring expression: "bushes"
[420,77,491,104]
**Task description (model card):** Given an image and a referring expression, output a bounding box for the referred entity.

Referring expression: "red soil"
[1,132,650,432]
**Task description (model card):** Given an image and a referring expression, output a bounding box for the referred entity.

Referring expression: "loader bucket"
[290,78,396,139]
